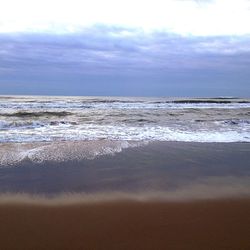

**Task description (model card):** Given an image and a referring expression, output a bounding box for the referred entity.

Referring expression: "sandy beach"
[0,142,250,249]
[0,199,250,249]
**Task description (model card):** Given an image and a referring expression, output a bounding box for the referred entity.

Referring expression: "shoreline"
[0,142,250,195]
[0,198,249,249]
[0,141,250,196]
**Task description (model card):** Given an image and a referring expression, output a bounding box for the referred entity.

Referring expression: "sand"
[0,142,250,249]
[0,199,250,250]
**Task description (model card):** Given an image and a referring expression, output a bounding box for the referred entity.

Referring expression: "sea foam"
[0,140,146,166]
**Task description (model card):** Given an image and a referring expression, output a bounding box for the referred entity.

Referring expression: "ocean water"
[0,96,250,198]
[1,95,250,143]
[0,95,250,166]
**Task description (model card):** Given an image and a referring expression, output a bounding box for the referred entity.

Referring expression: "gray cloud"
[0,25,250,96]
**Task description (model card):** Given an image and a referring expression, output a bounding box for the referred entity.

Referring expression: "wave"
[194,119,250,125]
[166,98,250,104]
[0,96,249,143]
[1,124,249,143]
[1,102,250,112]
[0,140,146,166]
[171,100,232,104]
[1,111,72,117]
[78,97,250,105]
[0,120,77,130]
[223,119,250,125]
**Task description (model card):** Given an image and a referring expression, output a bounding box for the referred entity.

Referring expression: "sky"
[0,0,250,97]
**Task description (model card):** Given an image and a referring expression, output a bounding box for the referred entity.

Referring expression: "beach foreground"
[0,141,250,249]
[0,199,250,249]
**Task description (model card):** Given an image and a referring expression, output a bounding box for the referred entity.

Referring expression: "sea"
[0,95,250,197]
[0,95,250,166]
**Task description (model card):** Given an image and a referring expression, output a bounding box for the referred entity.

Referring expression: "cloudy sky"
[0,0,250,97]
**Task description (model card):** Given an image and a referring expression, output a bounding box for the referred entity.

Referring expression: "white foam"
[1,123,249,143]
[1,96,250,143]
[0,140,147,166]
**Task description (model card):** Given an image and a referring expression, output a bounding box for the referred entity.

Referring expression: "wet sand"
[0,199,250,249]
[1,142,250,195]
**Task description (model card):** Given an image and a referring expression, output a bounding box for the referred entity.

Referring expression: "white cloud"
[0,0,250,36]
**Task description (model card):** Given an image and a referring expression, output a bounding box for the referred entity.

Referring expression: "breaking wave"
[1,111,72,117]
[0,96,249,143]
[0,140,147,166]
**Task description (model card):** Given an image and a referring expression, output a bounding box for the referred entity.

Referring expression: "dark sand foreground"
[0,199,250,250]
